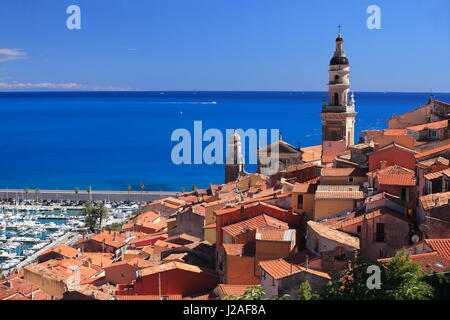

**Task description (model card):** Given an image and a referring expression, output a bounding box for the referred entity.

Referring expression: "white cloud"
[0,81,138,91]
[0,48,27,62]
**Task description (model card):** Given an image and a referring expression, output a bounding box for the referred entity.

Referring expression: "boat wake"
[146,101,217,105]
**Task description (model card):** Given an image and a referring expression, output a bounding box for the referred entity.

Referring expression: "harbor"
[0,200,138,276]
[0,189,178,203]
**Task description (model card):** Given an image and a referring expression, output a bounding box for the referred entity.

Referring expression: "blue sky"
[0,0,449,92]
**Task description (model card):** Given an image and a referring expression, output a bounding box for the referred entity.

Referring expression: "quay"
[0,189,178,203]
[3,232,84,277]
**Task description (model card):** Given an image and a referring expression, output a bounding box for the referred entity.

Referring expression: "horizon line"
[0,90,449,94]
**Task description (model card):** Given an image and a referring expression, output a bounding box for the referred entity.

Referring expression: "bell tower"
[225,130,244,183]
[321,29,357,149]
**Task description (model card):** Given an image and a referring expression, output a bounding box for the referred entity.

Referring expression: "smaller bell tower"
[225,130,244,183]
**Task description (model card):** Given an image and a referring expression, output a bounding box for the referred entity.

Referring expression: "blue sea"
[0,91,449,192]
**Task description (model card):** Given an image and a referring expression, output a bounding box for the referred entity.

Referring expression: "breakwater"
[0,189,178,203]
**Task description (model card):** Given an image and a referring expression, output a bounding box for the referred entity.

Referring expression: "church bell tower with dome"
[225,130,245,183]
[321,30,357,149]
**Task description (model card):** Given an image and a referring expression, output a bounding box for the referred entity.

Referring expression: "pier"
[3,232,84,277]
[0,189,178,203]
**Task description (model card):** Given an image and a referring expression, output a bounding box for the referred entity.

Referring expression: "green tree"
[191,184,197,191]
[35,188,40,202]
[23,186,30,200]
[83,202,96,231]
[87,185,92,202]
[382,252,433,300]
[225,285,289,300]
[74,186,79,202]
[103,222,125,231]
[298,281,319,300]
[83,202,108,231]
[180,187,185,193]
[139,183,145,202]
[321,253,433,300]
[127,184,131,202]
[424,273,450,300]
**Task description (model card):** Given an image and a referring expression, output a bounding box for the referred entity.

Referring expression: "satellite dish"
[411,234,420,243]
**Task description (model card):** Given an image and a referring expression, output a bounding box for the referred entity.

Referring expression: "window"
[334,93,339,105]
[379,249,387,259]
[400,188,408,202]
[297,195,303,209]
[376,223,385,242]
[357,225,361,233]
[348,177,354,183]
[161,296,169,300]
[334,75,339,81]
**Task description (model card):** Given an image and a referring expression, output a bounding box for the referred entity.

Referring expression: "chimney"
[305,255,309,270]
[290,262,293,274]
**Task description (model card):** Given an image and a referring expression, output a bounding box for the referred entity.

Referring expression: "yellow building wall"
[123,250,146,260]
[314,199,355,220]
[204,227,216,244]
[24,269,67,299]
[292,192,315,220]
[236,174,266,191]
[204,202,225,226]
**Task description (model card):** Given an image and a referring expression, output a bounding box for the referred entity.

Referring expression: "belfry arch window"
[334,75,339,81]
[334,93,339,105]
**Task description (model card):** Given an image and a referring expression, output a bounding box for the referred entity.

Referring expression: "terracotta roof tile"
[117,294,182,300]
[407,120,448,132]
[139,261,209,277]
[40,244,80,259]
[379,252,450,274]
[419,192,450,211]
[415,144,450,159]
[255,228,295,242]
[216,284,252,297]
[222,214,289,238]
[307,221,360,249]
[424,239,450,259]
[424,168,450,181]
[259,258,331,280]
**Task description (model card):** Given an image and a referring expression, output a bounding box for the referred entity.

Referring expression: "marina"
[0,205,87,275]
[0,201,135,275]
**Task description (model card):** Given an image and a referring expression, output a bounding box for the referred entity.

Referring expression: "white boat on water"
[0,250,16,258]
[22,249,35,256]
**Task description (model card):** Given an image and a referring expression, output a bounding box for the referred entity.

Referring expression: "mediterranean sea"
[1,91,449,191]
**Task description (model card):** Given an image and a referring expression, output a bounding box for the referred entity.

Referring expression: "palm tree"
[74,186,79,202]
[97,202,108,228]
[87,185,92,202]
[139,183,145,203]
[23,186,30,201]
[127,184,131,202]
[35,188,40,202]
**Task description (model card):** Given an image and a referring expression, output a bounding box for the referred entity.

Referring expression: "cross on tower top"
[338,24,342,34]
